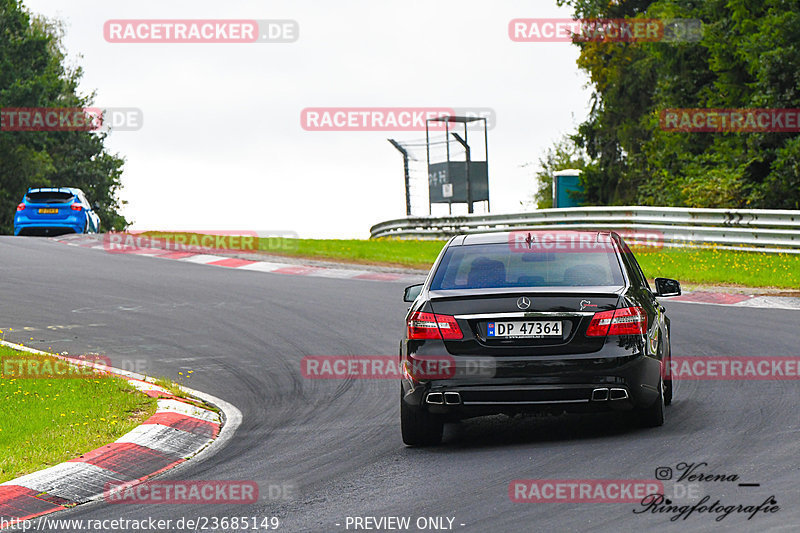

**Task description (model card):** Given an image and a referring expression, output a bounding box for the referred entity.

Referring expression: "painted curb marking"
[52,235,800,309]
[53,234,424,284]
[143,412,219,438]
[0,340,238,526]
[0,487,66,522]
[669,290,800,310]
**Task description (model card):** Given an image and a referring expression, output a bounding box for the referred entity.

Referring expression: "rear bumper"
[14,219,85,236]
[401,339,662,418]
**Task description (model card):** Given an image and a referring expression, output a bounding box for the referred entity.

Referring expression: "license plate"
[38,208,58,214]
[487,321,562,338]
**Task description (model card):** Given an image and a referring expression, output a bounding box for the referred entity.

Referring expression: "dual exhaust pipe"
[591,387,629,401]
[426,391,461,405]
[426,388,627,405]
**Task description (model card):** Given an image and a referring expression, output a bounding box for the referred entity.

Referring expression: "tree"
[525,134,589,209]
[549,0,800,209]
[0,0,127,233]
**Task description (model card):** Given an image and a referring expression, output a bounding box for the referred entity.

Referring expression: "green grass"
[262,238,447,269]
[140,232,445,269]
[632,246,800,289]
[0,345,157,483]
[143,232,800,288]
[151,374,221,414]
[152,375,187,398]
[263,238,800,289]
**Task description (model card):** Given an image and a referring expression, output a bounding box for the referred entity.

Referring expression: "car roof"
[452,230,617,246]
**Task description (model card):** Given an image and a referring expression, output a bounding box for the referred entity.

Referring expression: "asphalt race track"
[1,236,798,532]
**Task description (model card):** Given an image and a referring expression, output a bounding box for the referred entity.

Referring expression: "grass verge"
[631,246,800,289]
[263,238,800,289]
[139,232,443,270]
[140,232,800,289]
[0,345,157,484]
[261,238,447,269]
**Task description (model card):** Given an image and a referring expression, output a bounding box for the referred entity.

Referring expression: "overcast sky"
[23,0,591,238]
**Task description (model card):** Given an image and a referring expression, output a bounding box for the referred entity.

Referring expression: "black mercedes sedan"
[399,230,681,446]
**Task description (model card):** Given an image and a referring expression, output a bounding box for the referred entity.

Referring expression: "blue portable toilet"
[552,169,584,208]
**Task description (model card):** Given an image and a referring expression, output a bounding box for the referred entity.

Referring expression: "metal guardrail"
[369,206,800,253]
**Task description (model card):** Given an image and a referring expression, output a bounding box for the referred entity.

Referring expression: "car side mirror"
[403,283,423,302]
[654,277,681,297]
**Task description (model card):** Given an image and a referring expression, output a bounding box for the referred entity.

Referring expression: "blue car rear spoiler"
[26,187,76,194]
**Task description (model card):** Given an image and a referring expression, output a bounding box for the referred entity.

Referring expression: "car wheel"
[401,386,443,446]
[663,333,673,406]
[636,378,665,428]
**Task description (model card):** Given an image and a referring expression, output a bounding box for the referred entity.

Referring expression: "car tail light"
[16,203,25,211]
[407,312,463,340]
[607,307,647,335]
[434,314,463,340]
[71,204,82,211]
[586,307,647,337]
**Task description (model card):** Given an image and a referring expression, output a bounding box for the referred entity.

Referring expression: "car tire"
[664,375,673,406]
[663,351,673,406]
[663,331,673,406]
[636,378,665,428]
[401,387,443,446]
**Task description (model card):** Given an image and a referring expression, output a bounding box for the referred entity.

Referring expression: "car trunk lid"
[429,287,623,355]
[23,191,76,219]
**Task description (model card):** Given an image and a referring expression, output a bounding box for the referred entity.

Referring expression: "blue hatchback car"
[14,187,101,236]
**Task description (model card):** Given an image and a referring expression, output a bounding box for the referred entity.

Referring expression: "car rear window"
[430,242,625,290]
[25,192,75,203]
